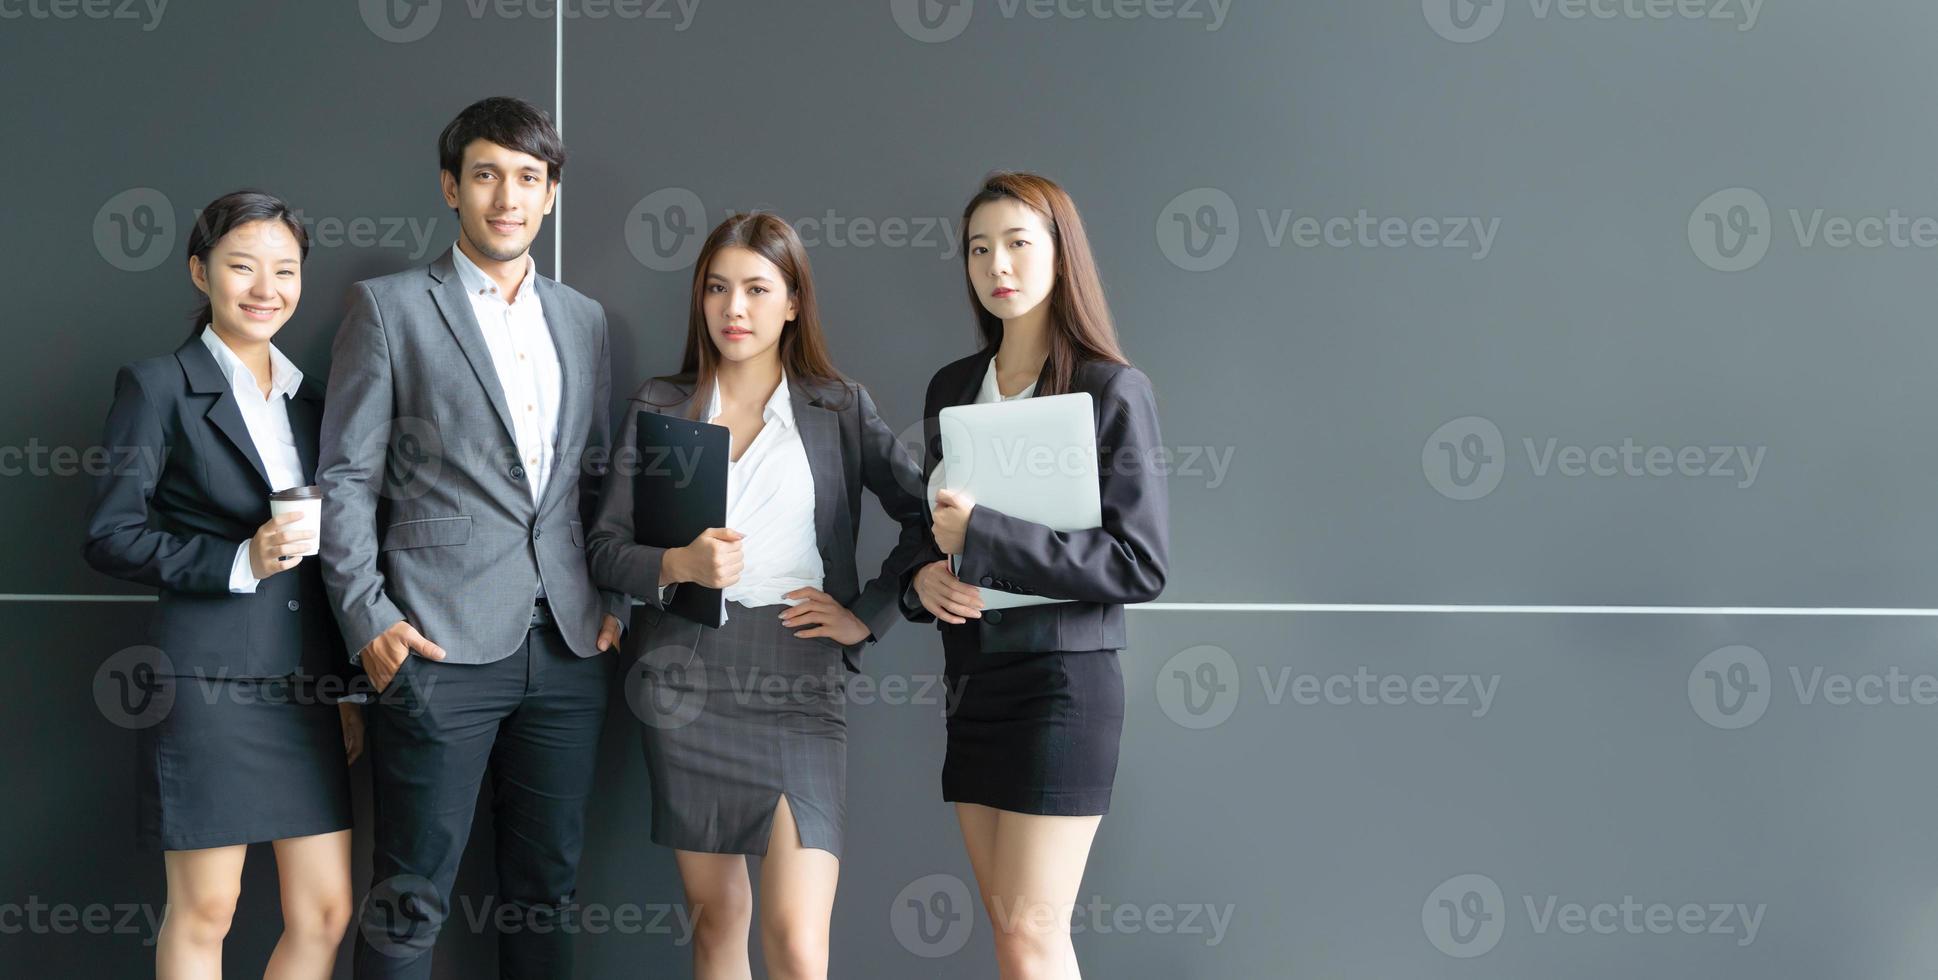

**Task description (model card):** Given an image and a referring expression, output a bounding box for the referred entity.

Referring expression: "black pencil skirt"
[135,673,353,851]
[940,648,1125,817]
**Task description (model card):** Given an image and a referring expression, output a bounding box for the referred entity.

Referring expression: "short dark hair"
[184,190,311,339]
[437,96,565,184]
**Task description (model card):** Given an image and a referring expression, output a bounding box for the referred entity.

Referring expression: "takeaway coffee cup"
[268,485,323,557]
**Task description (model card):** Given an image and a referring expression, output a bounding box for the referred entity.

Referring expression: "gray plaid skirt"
[625,601,850,858]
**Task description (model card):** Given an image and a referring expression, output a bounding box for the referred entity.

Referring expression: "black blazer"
[585,375,931,672]
[82,336,343,680]
[899,349,1170,666]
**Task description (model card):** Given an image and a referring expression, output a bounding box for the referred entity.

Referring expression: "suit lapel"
[288,383,322,482]
[956,348,997,407]
[428,248,519,448]
[176,339,270,490]
[790,380,842,551]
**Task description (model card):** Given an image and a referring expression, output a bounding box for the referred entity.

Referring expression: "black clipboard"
[631,408,730,629]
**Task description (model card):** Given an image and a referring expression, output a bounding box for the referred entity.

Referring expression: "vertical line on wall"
[554,5,564,282]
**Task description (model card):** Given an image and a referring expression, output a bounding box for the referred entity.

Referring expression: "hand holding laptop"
[929,392,1101,610]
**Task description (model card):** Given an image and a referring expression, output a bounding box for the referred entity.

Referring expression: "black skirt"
[136,673,353,851]
[941,649,1125,816]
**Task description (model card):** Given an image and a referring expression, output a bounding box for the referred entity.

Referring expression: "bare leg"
[983,811,1103,980]
[756,795,839,980]
[156,844,247,980]
[264,830,353,980]
[955,802,1002,925]
[675,849,755,980]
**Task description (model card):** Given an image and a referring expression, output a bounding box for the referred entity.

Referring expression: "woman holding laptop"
[903,171,1171,980]
[585,211,930,980]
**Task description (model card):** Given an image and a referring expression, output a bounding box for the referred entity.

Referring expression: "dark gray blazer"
[82,336,343,680]
[900,349,1170,665]
[585,375,930,672]
[316,247,627,666]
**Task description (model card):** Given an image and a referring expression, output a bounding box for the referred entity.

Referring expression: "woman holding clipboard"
[902,172,1170,980]
[585,212,929,980]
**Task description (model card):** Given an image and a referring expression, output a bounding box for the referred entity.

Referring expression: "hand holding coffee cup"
[255,485,322,578]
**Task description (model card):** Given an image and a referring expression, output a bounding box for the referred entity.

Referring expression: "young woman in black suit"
[902,172,1170,980]
[82,192,360,980]
[586,212,930,980]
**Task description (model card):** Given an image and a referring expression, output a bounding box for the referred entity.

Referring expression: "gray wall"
[5,0,1936,976]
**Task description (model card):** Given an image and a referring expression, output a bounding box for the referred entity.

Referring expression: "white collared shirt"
[200,325,306,594]
[977,354,1038,403]
[704,373,823,617]
[450,243,563,509]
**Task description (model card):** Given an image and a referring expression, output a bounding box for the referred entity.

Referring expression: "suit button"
[533,528,543,540]
[979,575,993,586]
[985,610,1003,624]
[287,600,300,612]
[510,464,526,480]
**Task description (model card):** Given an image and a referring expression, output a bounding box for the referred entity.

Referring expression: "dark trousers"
[353,615,611,979]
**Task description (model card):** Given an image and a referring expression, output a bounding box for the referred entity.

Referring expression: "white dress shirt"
[450,243,563,508]
[694,373,824,619]
[200,325,307,594]
[977,353,1038,403]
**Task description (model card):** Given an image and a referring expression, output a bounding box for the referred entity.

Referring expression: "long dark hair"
[652,212,848,417]
[958,171,1129,395]
[184,190,311,339]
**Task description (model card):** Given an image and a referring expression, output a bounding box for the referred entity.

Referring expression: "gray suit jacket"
[316,247,627,665]
[585,375,930,672]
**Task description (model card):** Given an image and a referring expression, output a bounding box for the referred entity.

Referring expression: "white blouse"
[706,373,824,618]
[199,325,304,594]
[977,353,1038,403]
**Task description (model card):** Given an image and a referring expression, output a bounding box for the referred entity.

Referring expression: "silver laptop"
[931,392,1100,610]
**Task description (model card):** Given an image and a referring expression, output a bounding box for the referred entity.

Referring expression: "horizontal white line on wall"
[8,595,1938,616]
[1132,603,1938,616]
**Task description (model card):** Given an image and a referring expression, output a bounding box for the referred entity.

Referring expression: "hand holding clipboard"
[630,409,734,628]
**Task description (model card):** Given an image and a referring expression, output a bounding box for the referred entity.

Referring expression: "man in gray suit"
[316,97,626,979]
